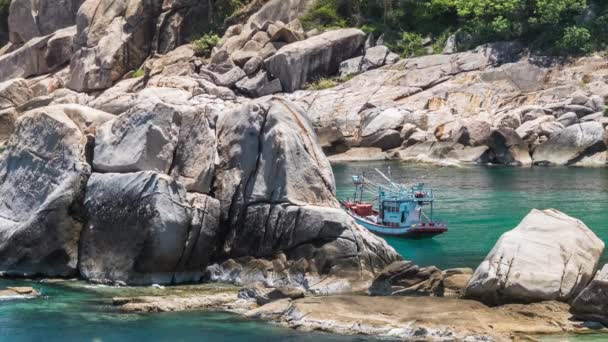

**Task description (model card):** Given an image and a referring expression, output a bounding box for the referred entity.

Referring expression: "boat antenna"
[374,168,399,189]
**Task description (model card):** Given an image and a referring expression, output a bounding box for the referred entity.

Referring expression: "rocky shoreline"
[0,0,607,341]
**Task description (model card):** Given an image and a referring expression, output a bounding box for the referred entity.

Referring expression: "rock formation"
[465,209,604,306]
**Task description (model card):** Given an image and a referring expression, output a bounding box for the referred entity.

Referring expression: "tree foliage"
[301,0,607,56]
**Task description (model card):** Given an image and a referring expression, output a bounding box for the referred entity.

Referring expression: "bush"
[396,32,426,58]
[306,78,338,90]
[192,34,220,57]
[132,68,145,78]
[557,26,592,54]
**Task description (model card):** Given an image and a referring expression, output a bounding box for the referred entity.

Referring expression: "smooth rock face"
[465,209,605,306]
[93,101,182,174]
[80,172,220,285]
[67,0,162,92]
[533,122,608,165]
[8,0,81,44]
[266,29,365,92]
[570,264,608,325]
[0,26,77,82]
[213,98,400,286]
[0,108,90,277]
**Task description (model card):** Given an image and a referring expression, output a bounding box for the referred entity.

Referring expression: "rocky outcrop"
[0,105,109,277]
[465,209,604,306]
[369,260,444,297]
[0,26,76,82]
[247,296,579,341]
[8,0,82,44]
[212,98,399,290]
[570,264,608,326]
[79,172,220,285]
[0,286,40,299]
[266,29,365,92]
[533,122,608,165]
[67,0,163,92]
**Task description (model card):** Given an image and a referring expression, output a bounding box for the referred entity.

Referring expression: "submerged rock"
[465,209,604,306]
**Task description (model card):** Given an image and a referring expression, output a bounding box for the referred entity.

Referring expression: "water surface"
[333,162,608,269]
[2,162,608,341]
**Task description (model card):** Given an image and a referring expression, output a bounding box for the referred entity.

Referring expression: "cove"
[334,162,608,269]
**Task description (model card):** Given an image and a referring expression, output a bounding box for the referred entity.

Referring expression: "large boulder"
[533,122,608,165]
[93,100,183,174]
[487,128,532,166]
[67,0,162,92]
[465,209,604,306]
[0,26,77,82]
[0,79,33,111]
[8,0,82,44]
[212,98,400,289]
[245,0,314,30]
[570,264,608,326]
[266,29,365,92]
[0,107,92,277]
[79,171,221,285]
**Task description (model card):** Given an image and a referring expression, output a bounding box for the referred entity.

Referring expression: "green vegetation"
[301,0,608,56]
[189,0,248,41]
[306,78,338,90]
[131,67,145,78]
[192,34,221,57]
[305,74,354,90]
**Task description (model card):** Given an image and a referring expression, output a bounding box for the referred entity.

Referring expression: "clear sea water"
[2,163,608,341]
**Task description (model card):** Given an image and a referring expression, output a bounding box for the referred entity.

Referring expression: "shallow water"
[2,163,608,341]
[334,162,608,269]
[0,278,378,342]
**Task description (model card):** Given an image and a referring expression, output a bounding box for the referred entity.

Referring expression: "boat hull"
[346,211,447,239]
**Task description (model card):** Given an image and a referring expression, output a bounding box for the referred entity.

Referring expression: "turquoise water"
[2,163,608,341]
[0,278,377,342]
[333,162,608,269]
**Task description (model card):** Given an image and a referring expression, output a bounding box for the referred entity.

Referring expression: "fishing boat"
[340,169,448,238]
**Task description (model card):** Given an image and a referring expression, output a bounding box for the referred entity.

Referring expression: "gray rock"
[339,56,362,77]
[361,45,389,72]
[235,72,283,97]
[581,112,604,122]
[79,172,220,285]
[369,260,444,297]
[565,104,595,118]
[571,265,608,326]
[360,130,403,151]
[8,0,81,44]
[487,128,532,166]
[245,0,313,31]
[93,100,183,174]
[557,112,579,127]
[0,107,90,277]
[0,26,76,82]
[204,66,247,88]
[533,122,607,165]
[213,98,400,284]
[67,0,161,92]
[169,107,217,194]
[0,108,17,142]
[447,145,493,164]
[266,28,365,92]
[243,56,264,76]
[466,209,604,306]
[0,79,33,110]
